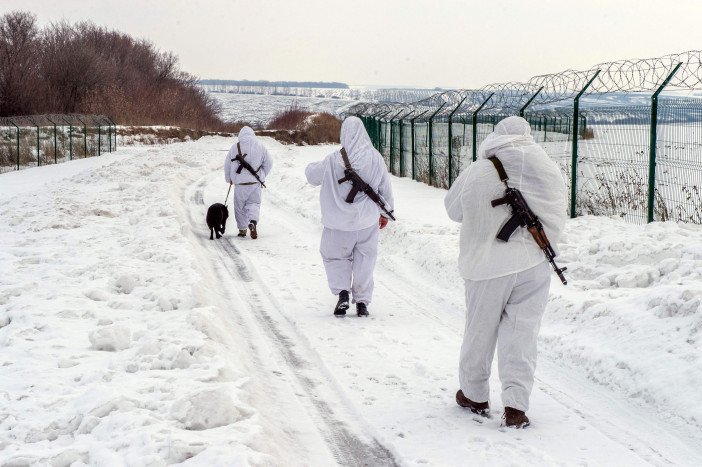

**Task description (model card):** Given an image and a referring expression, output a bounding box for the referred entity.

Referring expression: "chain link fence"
[0,115,116,174]
[352,51,702,224]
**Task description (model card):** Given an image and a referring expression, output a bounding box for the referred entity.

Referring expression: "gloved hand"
[379,216,388,229]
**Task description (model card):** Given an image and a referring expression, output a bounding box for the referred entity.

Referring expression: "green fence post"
[370,111,382,151]
[367,113,375,149]
[374,111,385,150]
[398,110,411,177]
[389,115,394,172]
[519,86,544,117]
[107,117,117,151]
[570,70,601,218]
[104,117,112,152]
[47,117,58,163]
[76,117,87,157]
[409,110,429,181]
[648,62,683,223]
[97,118,101,156]
[378,111,389,158]
[9,120,19,170]
[388,110,403,175]
[447,97,467,188]
[427,103,447,186]
[367,115,374,148]
[62,117,73,160]
[472,93,494,162]
[27,117,40,167]
[376,115,382,150]
[544,116,547,141]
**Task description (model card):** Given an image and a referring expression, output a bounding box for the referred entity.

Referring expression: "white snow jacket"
[225,127,273,185]
[444,116,567,280]
[305,116,394,231]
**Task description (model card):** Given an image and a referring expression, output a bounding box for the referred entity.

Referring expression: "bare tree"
[0,11,40,116]
[0,10,234,130]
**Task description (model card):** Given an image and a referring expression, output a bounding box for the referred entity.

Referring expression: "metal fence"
[0,115,117,174]
[352,51,702,224]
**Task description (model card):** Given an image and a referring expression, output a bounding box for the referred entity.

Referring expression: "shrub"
[267,103,313,130]
[266,105,342,145]
[580,127,595,140]
[303,113,341,144]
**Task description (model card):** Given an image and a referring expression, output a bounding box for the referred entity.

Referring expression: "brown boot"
[503,407,530,428]
[455,390,489,416]
[237,230,247,237]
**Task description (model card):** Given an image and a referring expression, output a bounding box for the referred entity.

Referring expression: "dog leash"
[224,184,232,205]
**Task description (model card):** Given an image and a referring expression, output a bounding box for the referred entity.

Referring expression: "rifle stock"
[338,169,396,221]
[493,187,567,285]
[234,155,266,188]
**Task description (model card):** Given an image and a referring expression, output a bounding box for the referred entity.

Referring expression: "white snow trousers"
[320,225,379,305]
[459,261,551,412]
[233,184,262,230]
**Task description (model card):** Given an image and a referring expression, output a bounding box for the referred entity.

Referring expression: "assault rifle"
[337,148,396,221]
[489,156,567,285]
[233,142,266,188]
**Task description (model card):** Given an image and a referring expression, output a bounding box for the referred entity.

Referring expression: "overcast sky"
[4,0,700,89]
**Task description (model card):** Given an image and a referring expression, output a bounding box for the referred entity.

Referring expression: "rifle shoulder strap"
[340,147,353,170]
[339,147,361,203]
[489,155,523,240]
[234,142,247,174]
[487,156,509,187]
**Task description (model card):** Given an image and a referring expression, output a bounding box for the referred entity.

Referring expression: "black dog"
[206,203,229,240]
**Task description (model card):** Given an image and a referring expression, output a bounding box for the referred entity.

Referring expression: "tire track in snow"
[190,178,399,467]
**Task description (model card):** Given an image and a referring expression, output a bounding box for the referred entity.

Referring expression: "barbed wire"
[349,50,702,119]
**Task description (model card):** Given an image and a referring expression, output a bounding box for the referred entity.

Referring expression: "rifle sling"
[489,155,523,240]
[340,147,353,171]
[487,156,509,185]
[339,147,362,203]
[234,143,245,174]
[233,142,263,179]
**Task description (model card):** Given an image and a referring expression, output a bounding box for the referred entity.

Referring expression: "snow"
[209,92,359,126]
[1,135,702,466]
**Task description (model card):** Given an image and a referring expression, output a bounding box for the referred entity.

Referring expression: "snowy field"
[209,92,359,126]
[1,136,702,466]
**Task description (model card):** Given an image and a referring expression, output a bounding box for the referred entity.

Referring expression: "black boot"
[356,302,369,317]
[334,290,349,317]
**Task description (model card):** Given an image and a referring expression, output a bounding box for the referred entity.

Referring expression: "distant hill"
[198,79,349,89]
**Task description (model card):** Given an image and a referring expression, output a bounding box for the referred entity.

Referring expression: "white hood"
[338,116,385,188]
[237,126,257,148]
[305,116,394,231]
[477,116,534,160]
[445,116,567,280]
[224,126,274,185]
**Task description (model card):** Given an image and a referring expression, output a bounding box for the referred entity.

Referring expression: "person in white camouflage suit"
[445,116,567,428]
[305,116,394,317]
[224,126,273,239]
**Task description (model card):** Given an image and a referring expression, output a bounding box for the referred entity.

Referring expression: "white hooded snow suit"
[224,127,274,230]
[305,117,394,305]
[444,116,567,412]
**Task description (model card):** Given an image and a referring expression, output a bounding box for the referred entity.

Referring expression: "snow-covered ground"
[1,136,702,466]
[209,92,359,126]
